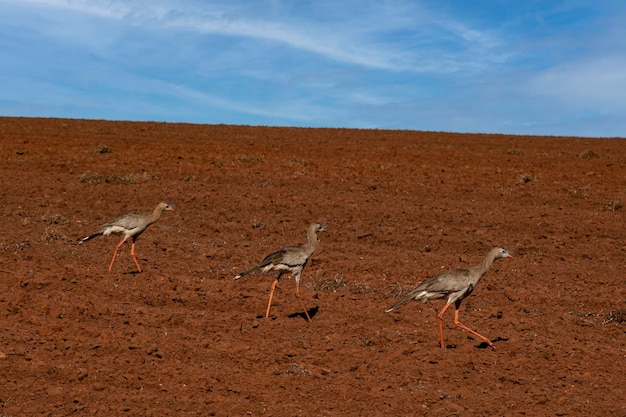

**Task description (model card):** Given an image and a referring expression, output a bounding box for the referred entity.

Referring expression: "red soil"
[1,117,624,416]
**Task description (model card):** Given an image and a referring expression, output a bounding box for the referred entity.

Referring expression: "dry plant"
[79,171,152,184]
[307,275,346,292]
[348,281,376,296]
[307,276,377,296]
[289,156,305,166]
[279,363,310,376]
[93,144,112,154]
[41,228,72,244]
[383,282,418,299]
[569,188,586,198]
[41,212,69,225]
[579,149,599,159]
[604,200,622,212]
[602,310,626,325]
[519,173,534,184]
[234,155,263,164]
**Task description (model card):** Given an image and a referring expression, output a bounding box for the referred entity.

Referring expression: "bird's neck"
[471,249,499,278]
[148,205,164,224]
[303,226,319,255]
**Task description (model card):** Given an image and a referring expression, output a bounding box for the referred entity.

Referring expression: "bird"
[78,202,175,272]
[234,222,326,322]
[385,247,513,349]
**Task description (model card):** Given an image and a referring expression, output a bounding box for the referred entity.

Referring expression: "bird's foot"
[477,336,507,350]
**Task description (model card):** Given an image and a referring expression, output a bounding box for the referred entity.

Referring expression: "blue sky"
[1,0,625,137]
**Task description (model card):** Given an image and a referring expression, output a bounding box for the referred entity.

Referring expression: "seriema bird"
[234,222,326,322]
[79,202,175,272]
[385,247,513,349]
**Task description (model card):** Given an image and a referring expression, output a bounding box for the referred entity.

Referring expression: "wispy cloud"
[5,0,508,73]
[11,0,131,19]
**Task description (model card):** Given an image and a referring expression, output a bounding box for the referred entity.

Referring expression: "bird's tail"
[384,296,413,313]
[385,290,426,312]
[233,266,259,280]
[385,289,430,312]
[78,231,103,244]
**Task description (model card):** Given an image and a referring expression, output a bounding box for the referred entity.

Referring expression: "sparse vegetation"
[94,144,112,154]
[79,171,152,184]
[41,212,69,225]
[210,156,226,167]
[307,276,378,295]
[569,188,586,198]
[279,363,310,376]
[41,228,72,244]
[289,156,304,166]
[308,275,346,292]
[349,281,377,296]
[579,149,599,159]
[519,173,534,183]
[308,277,417,298]
[571,310,626,326]
[235,155,263,164]
[602,310,626,325]
[384,282,417,299]
[604,200,622,212]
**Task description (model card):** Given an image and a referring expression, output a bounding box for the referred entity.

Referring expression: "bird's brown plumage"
[385,247,513,349]
[234,222,326,321]
[79,202,175,272]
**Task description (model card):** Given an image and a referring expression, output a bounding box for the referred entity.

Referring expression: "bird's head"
[308,221,326,242]
[497,248,513,259]
[159,202,176,213]
[315,220,327,233]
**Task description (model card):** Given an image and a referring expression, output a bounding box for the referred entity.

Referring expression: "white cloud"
[527,55,626,111]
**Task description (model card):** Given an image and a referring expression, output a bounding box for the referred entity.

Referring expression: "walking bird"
[385,247,513,349]
[79,202,175,272]
[234,222,326,322]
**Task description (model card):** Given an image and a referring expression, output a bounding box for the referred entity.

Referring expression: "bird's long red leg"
[130,243,142,273]
[108,238,127,272]
[437,302,453,349]
[295,280,312,322]
[265,279,279,318]
[453,308,494,347]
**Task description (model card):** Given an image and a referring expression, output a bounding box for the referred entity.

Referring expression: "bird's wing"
[102,212,147,230]
[386,269,473,312]
[236,245,304,279]
[259,245,307,268]
[416,269,471,294]
[279,245,310,267]
[257,247,290,267]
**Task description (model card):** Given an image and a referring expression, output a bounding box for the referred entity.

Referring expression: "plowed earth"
[1,117,625,416]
